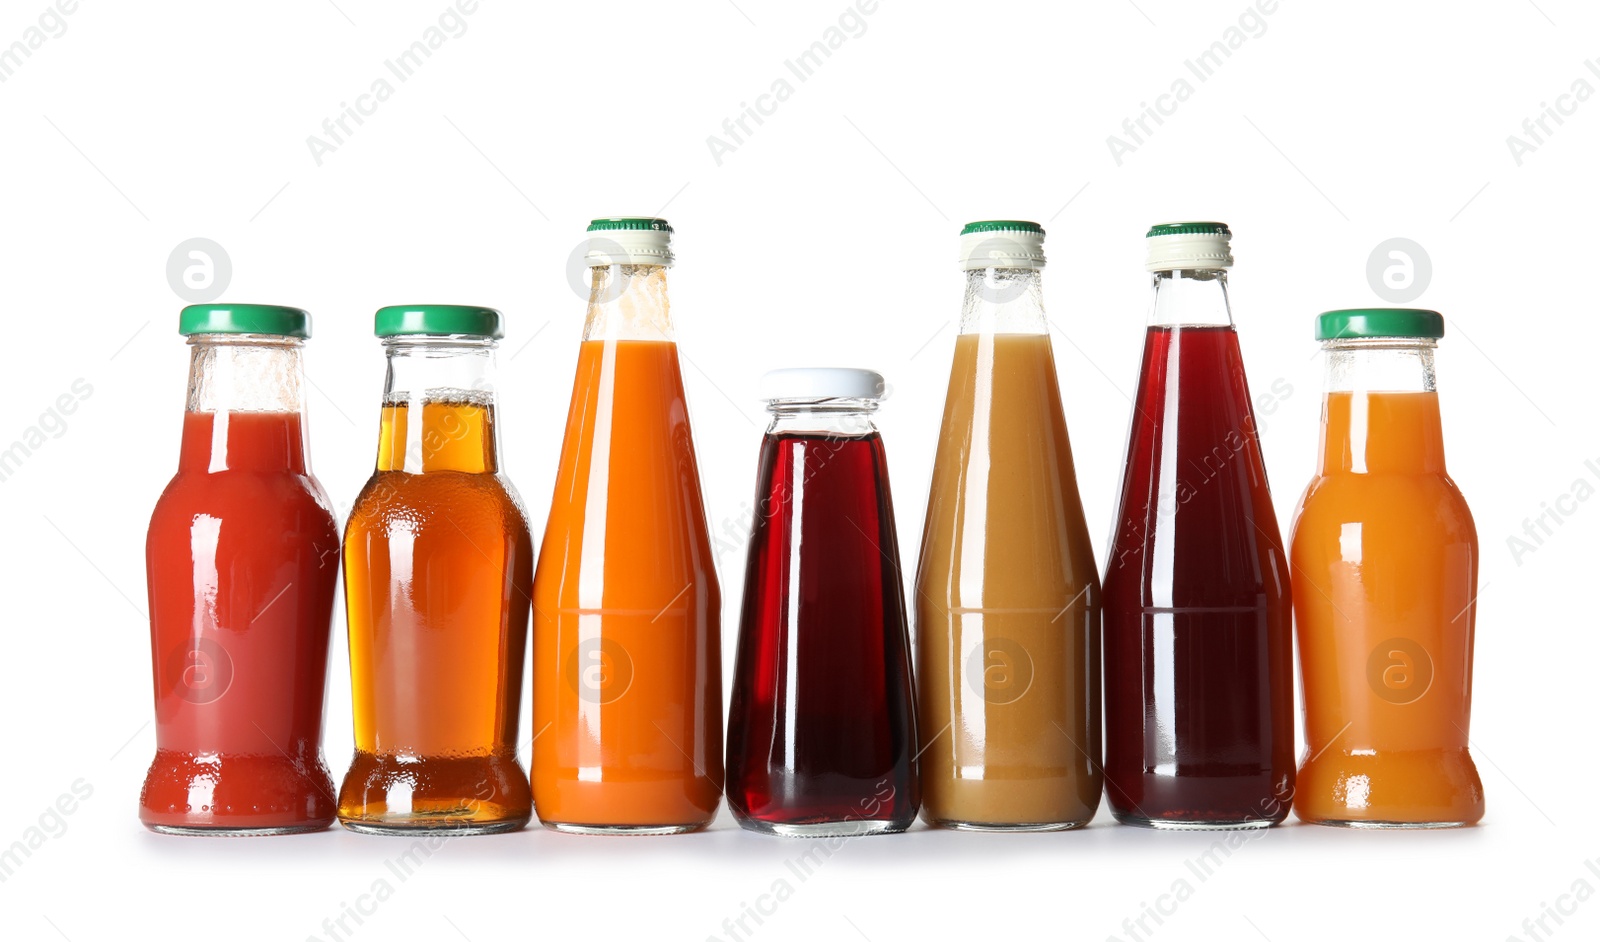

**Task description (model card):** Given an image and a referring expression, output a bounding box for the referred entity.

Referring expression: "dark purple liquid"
[725,431,919,832]
[1102,325,1294,827]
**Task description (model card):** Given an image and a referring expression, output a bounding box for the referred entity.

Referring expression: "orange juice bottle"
[1291,308,1483,827]
[531,217,723,834]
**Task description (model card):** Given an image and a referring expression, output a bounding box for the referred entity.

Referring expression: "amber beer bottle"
[339,305,534,834]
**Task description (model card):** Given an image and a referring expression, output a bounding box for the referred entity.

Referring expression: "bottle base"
[930,818,1088,833]
[146,821,332,837]
[1300,817,1473,830]
[339,816,528,836]
[540,820,708,836]
[736,818,907,839]
[1114,814,1277,831]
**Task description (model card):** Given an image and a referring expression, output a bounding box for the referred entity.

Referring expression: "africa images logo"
[166,637,234,705]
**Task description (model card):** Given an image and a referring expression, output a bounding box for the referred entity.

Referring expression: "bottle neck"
[766,399,879,438]
[584,264,675,343]
[1148,268,1234,327]
[179,335,308,473]
[377,336,500,473]
[1318,339,1444,474]
[959,268,1046,335]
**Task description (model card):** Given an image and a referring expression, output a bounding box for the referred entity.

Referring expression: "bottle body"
[142,333,339,835]
[915,267,1101,830]
[727,399,919,836]
[1103,269,1295,829]
[531,263,723,833]
[340,335,533,834]
[1291,333,1483,826]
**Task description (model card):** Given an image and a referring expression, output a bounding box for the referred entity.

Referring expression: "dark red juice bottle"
[725,368,920,836]
[1102,224,1294,829]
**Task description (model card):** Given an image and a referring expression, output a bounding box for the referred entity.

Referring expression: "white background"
[0,1,1593,940]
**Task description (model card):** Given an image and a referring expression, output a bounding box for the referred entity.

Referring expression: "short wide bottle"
[915,221,1102,830]
[1291,309,1484,827]
[726,369,920,836]
[339,305,533,834]
[143,304,339,835]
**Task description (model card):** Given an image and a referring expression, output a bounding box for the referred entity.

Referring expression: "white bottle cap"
[1144,221,1233,272]
[584,217,674,267]
[760,367,886,402]
[959,220,1046,271]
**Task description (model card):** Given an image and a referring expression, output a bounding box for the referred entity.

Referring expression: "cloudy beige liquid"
[915,332,1102,828]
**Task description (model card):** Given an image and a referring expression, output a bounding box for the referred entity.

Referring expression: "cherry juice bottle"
[1102,224,1294,829]
[725,368,919,836]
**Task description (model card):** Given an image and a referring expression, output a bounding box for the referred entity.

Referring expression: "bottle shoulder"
[345,469,531,535]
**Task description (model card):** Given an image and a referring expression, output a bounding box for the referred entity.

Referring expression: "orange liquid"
[340,398,533,832]
[532,339,723,831]
[1290,390,1483,826]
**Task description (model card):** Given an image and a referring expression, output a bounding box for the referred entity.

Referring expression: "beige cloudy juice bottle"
[914,221,1103,830]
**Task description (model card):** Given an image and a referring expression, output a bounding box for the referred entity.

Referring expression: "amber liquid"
[340,397,533,833]
[1291,390,1483,826]
[532,339,723,833]
[915,333,1102,829]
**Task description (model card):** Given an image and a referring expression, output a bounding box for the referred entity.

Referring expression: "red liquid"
[725,432,920,833]
[142,410,339,834]
[1102,326,1294,827]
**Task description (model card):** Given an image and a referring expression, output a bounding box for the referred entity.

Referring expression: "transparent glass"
[531,263,723,834]
[142,334,339,836]
[339,334,533,835]
[1102,268,1295,829]
[914,268,1103,831]
[726,396,920,837]
[1290,336,1483,828]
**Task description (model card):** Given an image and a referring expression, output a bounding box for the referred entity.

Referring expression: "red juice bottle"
[142,305,340,835]
[725,368,920,836]
[1102,224,1295,829]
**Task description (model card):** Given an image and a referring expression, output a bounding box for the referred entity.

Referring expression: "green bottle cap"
[1146,221,1232,239]
[179,303,310,338]
[1316,308,1444,341]
[374,305,503,338]
[587,217,673,233]
[959,220,1044,236]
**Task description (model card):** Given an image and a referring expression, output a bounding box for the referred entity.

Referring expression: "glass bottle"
[142,304,339,835]
[915,221,1102,830]
[339,305,533,835]
[531,218,723,834]
[1102,223,1295,829]
[726,368,920,836]
[1291,309,1484,827]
